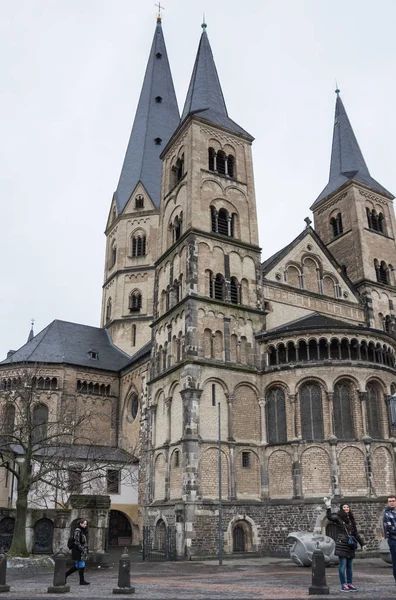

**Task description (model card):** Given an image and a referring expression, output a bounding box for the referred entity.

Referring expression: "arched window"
[300,383,324,441]
[330,213,343,237]
[3,404,15,442]
[214,274,225,301]
[173,216,182,242]
[378,212,385,233]
[129,292,142,312]
[109,241,117,269]
[266,387,287,443]
[230,277,239,304]
[366,382,382,438]
[32,404,49,445]
[217,151,226,175]
[227,155,235,178]
[375,259,389,284]
[211,206,217,232]
[208,148,215,171]
[106,298,112,322]
[135,194,144,209]
[132,234,146,257]
[217,208,229,236]
[333,381,354,440]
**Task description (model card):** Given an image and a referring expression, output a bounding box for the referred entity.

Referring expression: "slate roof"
[10,444,136,463]
[122,340,152,371]
[312,93,394,207]
[114,19,180,212]
[1,320,131,371]
[259,312,365,338]
[180,25,253,140]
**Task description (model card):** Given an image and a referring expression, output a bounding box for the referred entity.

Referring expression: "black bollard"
[308,543,330,595]
[113,548,135,595]
[47,550,70,594]
[0,554,10,593]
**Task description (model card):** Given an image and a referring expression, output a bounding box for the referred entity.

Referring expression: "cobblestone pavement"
[3,557,396,599]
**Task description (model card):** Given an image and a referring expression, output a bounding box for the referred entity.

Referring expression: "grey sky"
[1,0,395,360]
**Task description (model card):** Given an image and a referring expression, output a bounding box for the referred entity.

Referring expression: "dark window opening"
[214,274,225,301]
[242,451,251,468]
[132,235,146,257]
[88,350,98,360]
[135,195,144,209]
[109,243,117,269]
[300,383,324,441]
[230,278,239,304]
[129,293,142,312]
[173,450,180,468]
[132,324,137,347]
[107,470,121,494]
[227,155,235,178]
[218,209,229,236]
[155,96,162,103]
[211,384,216,407]
[266,387,287,444]
[155,52,162,59]
[154,137,162,145]
[208,147,215,171]
[375,259,389,285]
[217,151,226,175]
[330,213,343,237]
[106,299,112,322]
[130,394,139,420]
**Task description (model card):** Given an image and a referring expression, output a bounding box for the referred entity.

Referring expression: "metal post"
[112,548,135,595]
[308,543,329,595]
[218,402,223,566]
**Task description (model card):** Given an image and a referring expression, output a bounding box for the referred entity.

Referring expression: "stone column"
[329,437,340,497]
[359,391,368,437]
[164,397,172,444]
[229,443,236,500]
[259,398,267,444]
[327,392,335,437]
[291,441,302,498]
[289,394,297,440]
[226,393,234,441]
[383,394,390,440]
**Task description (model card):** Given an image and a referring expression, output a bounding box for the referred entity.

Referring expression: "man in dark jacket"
[65,518,90,586]
[383,495,396,584]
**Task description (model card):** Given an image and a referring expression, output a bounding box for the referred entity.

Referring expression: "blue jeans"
[389,539,396,582]
[338,557,353,585]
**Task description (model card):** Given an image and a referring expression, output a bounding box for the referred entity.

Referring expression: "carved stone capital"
[289,394,297,404]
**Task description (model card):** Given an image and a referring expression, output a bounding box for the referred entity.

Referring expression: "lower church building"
[1,15,396,558]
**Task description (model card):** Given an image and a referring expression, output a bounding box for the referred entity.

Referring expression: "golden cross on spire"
[155,2,164,21]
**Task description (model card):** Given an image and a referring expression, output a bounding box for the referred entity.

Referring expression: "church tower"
[101,17,179,354]
[145,22,265,555]
[311,91,396,330]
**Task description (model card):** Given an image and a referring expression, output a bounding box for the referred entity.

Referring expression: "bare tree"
[0,365,137,556]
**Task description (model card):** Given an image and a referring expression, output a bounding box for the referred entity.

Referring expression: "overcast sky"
[1,0,395,359]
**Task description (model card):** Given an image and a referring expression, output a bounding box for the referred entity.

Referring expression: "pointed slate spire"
[27,320,34,343]
[312,91,393,207]
[181,23,252,139]
[114,18,180,212]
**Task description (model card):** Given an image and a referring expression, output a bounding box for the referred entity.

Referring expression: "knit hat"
[339,502,350,510]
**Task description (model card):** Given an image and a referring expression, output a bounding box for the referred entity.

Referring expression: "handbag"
[347,535,358,549]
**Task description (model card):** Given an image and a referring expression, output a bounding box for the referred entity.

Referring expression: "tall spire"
[312,91,393,207]
[27,319,35,343]
[181,24,252,139]
[114,19,180,212]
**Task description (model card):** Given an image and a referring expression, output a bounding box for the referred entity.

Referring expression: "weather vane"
[155,2,164,20]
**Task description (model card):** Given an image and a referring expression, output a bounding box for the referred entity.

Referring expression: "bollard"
[113,548,135,595]
[308,543,330,595]
[47,550,70,594]
[0,554,10,593]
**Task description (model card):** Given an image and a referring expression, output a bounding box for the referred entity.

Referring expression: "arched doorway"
[33,518,54,554]
[0,517,14,553]
[108,511,132,547]
[154,519,166,552]
[232,520,253,553]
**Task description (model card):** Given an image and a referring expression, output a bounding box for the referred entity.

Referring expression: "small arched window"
[375,259,389,284]
[230,277,239,304]
[217,208,229,236]
[135,195,144,209]
[227,155,235,178]
[109,241,117,269]
[330,213,343,237]
[132,234,147,257]
[173,216,182,242]
[106,298,112,322]
[32,404,49,445]
[214,274,225,301]
[217,151,226,175]
[129,292,142,312]
[208,148,215,171]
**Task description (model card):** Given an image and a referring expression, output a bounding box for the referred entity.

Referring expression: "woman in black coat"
[324,498,365,592]
[65,518,90,586]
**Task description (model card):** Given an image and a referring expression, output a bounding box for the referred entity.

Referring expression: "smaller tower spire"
[28,319,35,343]
[312,92,393,207]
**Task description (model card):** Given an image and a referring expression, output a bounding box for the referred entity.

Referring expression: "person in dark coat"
[324,497,365,592]
[65,518,90,585]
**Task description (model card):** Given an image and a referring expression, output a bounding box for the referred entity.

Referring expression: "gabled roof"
[259,312,364,338]
[1,320,131,371]
[114,19,180,212]
[261,226,358,298]
[312,92,394,208]
[180,24,253,140]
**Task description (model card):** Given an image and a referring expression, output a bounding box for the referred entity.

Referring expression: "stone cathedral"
[3,16,396,557]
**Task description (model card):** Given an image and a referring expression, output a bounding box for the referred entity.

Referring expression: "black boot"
[79,568,90,585]
[65,566,78,579]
